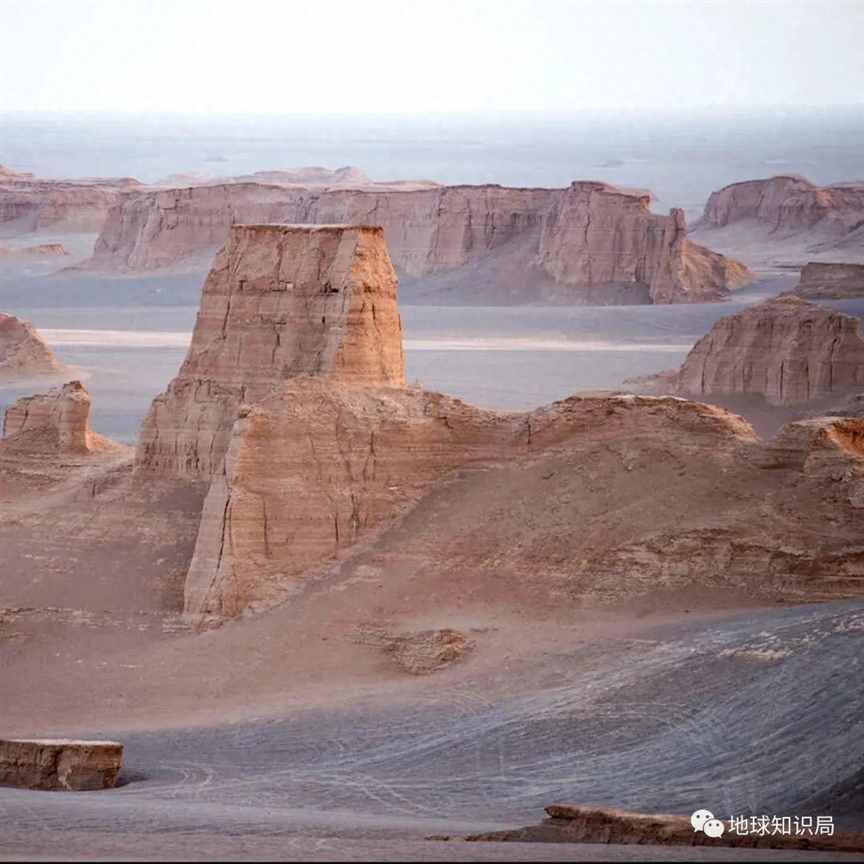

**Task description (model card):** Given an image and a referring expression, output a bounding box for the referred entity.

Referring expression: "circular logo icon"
[691,809,714,831]
[703,818,726,838]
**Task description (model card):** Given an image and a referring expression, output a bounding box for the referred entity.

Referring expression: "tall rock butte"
[635,296,864,406]
[88,180,748,305]
[0,313,65,381]
[1,380,114,455]
[136,224,405,478]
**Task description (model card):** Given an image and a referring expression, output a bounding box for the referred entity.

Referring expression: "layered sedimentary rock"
[138,227,863,621]
[0,174,138,233]
[793,261,864,299]
[0,313,65,381]
[539,182,750,303]
[1,381,110,455]
[186,384,864,619]
[0,739,123,791]
[701,176,864,234]
[466,805,864,852]
[694,176,864,268]
[90,182,554,277]
[136,224,405,479]
[635,297,864,406]
[87,180,747,304]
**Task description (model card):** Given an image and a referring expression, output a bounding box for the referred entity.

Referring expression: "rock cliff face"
[693,176,864,269]
[793,262,864,298]
[1,381,110,455]
[0,175,138,233]
[0,739,123,791]
[87,180,747,305]
[136,224,405,478]
[539,182,749,303]
[702,176,864,234]
[672,297,864,405]
[0,313,65,381]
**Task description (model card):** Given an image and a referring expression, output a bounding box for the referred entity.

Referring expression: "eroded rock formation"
[136,224,405,479]
[0,739,123,791]
[1,381,113,455]
[136,227,863,622]
[0,313,65,381]
[793,262,864,299]
[0,172,138,233]
[86,179,747,304]
[539,182,750,303]
[633,297,864,405]
[0,243,69,260]
[693,176,864,269]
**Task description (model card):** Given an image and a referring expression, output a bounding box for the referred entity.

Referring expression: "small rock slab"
[0,738,123,791]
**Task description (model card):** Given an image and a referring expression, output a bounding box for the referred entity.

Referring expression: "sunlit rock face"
[136,224,405,479]
[674,296,864,405]
[538,181,750,303]
[1,381,107,455]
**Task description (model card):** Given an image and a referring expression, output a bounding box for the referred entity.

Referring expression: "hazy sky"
[2,0,862,114]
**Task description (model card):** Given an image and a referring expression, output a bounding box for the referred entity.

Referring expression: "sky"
[1,0,863,115]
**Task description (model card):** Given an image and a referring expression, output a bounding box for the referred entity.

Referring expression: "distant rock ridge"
[694,175,864,267]
[628,296,864,406]
[0,313,65,382]
[1,380,117,455]
[136,224,405,478]
[86,179,749,305]
[793,261,864,299]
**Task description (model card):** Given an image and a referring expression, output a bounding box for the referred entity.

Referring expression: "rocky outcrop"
[466,804,864,852]
[0,243,69,260]
[694,176,864,268]
[0,739,123,791]
[702,176,864,235]
[539,182,750,303]
[87,180,747,305]
[354,626,472,674]
[1,381,116,455]
[136,224,405,479]
[793,262,864,298]
[633,297,864,406]
[0,313,65,381]
[0,175,138,234]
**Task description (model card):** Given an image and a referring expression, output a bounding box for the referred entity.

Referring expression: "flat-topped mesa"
[0,313,65,382]
[793,261,864,299]
[538,182,750,303]
[85,179,747,304]
[136,224,405,478]
[675,296,864,405]
[1,381,104,455]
